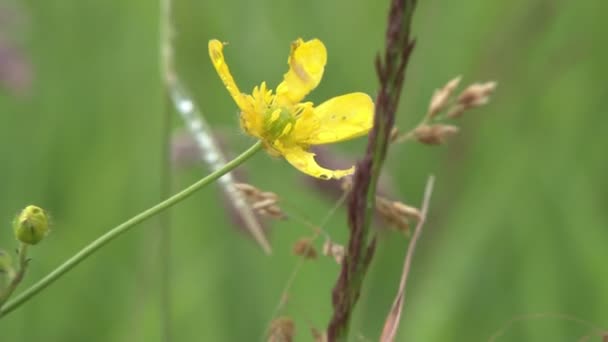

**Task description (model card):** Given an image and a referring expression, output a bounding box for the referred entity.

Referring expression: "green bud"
[13,205,49,245]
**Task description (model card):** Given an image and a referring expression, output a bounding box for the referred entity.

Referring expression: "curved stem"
[0,140,263,318]
[0,243,29,307]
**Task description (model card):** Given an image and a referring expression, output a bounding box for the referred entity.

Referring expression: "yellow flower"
[208,38,374,179]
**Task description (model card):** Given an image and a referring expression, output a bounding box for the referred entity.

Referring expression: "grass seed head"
[293,238,318,259]
[413,124,460,145]
[428,76,462,118]
[322,239,345,265]
[268,316,295,342]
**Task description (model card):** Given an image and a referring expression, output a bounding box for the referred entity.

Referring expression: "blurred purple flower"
[0,2,32,96]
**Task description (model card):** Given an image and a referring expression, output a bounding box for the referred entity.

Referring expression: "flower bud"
[13,205,49,245]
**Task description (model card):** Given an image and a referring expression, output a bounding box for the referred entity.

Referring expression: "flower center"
[263,107,295,142]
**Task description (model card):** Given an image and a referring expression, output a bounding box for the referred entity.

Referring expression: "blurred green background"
[1,0,607,341]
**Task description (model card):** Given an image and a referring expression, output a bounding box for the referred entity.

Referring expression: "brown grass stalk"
[326,0,417,340]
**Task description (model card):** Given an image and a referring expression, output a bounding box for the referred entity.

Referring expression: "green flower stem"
[0,243,29,308]
[0,140,263,318]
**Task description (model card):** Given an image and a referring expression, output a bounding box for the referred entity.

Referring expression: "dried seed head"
[376,196,421,234]
[446,103,466,119]
[234,182,260,197]
[293,238,317,259]
[262,205,286,219]
[384,213,410,233]
[428,76,462,118]
[252,198,278,210]
[322,239,345,265]
[260,191,279,202]
[445,76,462,91]
[235,183,285,219]
[392,202,422,221]
[268,317,295,342]
[457,81,497,108]
[413,124,460,145]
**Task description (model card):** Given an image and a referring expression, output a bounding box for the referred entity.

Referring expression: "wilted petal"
[276,38,326,105]
[282,145,353,180]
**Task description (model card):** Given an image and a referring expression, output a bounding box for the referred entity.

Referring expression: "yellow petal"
[281,145,354,180]
[293,92,374,145]
[208,40,250,110]
[276,38,327,105]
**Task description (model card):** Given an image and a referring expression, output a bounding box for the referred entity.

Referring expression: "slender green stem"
[0,243,29,307]
[0,141,263,318]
